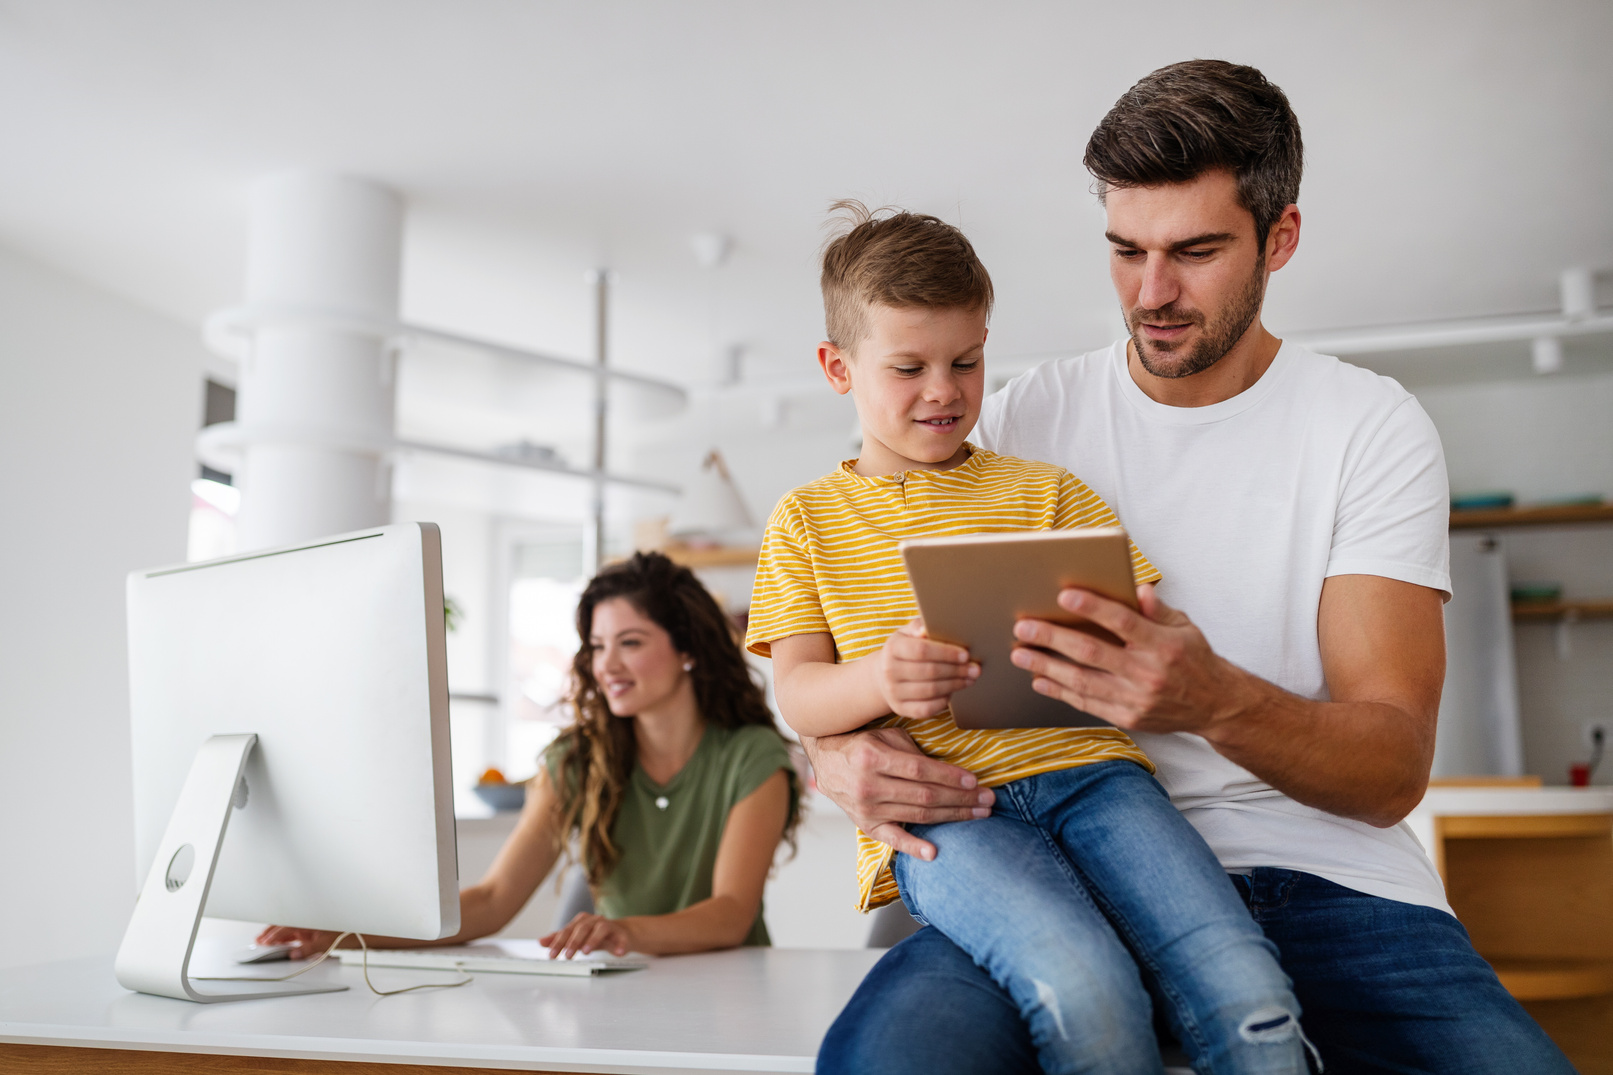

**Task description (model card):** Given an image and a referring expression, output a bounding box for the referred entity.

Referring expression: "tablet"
[899,527,1137,729]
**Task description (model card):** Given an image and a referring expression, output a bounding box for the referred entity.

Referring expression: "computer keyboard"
[336,938,648,977]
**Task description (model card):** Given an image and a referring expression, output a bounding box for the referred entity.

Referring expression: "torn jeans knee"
[1238,1006,1322,1072]
[1238,1007,1296,1044]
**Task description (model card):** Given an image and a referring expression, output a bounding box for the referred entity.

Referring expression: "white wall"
[761,799,868,950]
[1413,370,1613,786]
[0,243,206,970]
[1417,371,1613,504]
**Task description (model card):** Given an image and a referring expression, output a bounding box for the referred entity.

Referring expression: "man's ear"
[818,342,854,396]
[1265,204,1301,273]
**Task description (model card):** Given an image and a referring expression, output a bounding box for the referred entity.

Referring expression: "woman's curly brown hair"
[551,551,801,886]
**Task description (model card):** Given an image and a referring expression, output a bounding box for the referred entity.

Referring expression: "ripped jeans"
[893,760,1306,1075]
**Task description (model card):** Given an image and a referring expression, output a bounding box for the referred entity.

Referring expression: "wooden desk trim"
[1438,813,1612,842]
[0,1043,587,1074]
[1489,960,1613,1003]
[1429,812,1612,878]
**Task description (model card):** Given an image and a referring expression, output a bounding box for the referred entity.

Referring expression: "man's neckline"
[1125,327,1283,408]
[1111,339,1297,426]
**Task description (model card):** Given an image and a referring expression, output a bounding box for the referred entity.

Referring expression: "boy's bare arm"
[771,632,888,737]
[771,621,980,737]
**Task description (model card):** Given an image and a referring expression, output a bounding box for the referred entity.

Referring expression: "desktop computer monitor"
[117,522,460,1003]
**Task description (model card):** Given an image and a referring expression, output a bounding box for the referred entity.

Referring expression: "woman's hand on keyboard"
[541,912,633,959]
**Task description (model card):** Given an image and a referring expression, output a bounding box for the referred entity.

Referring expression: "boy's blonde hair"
[819,200,994,352]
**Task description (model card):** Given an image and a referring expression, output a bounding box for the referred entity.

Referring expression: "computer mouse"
[234,943,295,964]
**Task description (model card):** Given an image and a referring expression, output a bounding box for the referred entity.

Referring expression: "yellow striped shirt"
[746,446,1162,911]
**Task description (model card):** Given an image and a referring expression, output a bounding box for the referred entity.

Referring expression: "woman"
[260,551,801,959]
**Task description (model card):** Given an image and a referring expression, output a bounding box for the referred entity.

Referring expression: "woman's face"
[588,596,690,717]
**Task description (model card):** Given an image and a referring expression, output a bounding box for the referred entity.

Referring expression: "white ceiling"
[3,0,1610,397]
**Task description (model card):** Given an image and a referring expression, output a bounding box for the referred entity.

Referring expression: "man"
[809,60,1571,1074]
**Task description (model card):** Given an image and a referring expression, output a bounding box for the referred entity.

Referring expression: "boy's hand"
[870,618,979,718]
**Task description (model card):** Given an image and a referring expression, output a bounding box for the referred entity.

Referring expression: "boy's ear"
[818,342,854,396]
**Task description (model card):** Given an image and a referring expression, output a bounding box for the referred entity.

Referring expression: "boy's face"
[818,303,987,475]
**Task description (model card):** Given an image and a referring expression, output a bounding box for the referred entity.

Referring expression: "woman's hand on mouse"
[255,924,344,959]
[541,912,635,959]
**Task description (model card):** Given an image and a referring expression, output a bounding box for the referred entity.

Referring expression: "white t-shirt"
[976,340,1454,912]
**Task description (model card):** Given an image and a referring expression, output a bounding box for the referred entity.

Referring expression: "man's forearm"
[1010,578,1443,829]
[1202,668,1434,827]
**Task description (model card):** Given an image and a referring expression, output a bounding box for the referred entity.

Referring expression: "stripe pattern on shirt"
[745,446,1162,911]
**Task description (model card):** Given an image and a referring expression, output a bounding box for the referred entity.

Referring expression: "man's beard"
[1126,259,1267,380]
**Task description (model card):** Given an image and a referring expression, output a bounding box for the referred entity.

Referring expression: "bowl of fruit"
[472,767,527,812]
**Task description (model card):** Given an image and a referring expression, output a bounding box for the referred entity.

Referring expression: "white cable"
[192,932,473,996]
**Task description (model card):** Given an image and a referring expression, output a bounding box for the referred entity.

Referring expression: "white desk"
[1404,785,1613,877]
[1406,786,1613,845]
[0,941,884,1074]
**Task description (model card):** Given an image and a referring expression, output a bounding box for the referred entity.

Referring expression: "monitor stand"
[114,733,349,1002]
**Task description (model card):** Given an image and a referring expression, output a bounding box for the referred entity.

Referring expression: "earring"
[682,661,694,672]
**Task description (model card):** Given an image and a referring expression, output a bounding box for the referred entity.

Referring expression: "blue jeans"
[821,868,1575,1075]
[890,761,1305,1075]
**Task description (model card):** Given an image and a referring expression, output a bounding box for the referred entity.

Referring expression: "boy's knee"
[1025,974,1159,1075]
[1237,1006,1298,1045]
[1016,960,1150,1040]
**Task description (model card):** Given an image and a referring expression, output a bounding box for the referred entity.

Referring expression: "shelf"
[1511,600,1613,623]
[1451,503,1613,529]
[662,545,761,568]
[1490,959,1613,1002]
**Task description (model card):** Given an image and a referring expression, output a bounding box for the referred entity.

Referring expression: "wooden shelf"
[662,545,760,568]
[1511,600,1613,623]
[1451,503,1613,529]
[1490,959,1613,1002]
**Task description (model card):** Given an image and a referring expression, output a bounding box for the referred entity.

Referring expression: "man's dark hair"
[1085,60,1303,243]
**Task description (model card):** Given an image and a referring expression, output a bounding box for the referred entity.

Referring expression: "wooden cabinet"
[1415,785,1613,1072]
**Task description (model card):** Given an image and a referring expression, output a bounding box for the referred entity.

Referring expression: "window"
[493,523,588,781]
[188,379,238,561]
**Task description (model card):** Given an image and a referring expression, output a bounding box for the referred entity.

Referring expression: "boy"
[745,203,1307,1075]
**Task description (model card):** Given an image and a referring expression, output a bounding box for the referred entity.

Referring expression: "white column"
[214,173,404,551]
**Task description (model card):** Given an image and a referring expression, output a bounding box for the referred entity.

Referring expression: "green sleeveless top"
[544,723,796,947]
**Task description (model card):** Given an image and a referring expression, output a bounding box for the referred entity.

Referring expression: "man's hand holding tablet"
[1008,582,1245,737]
